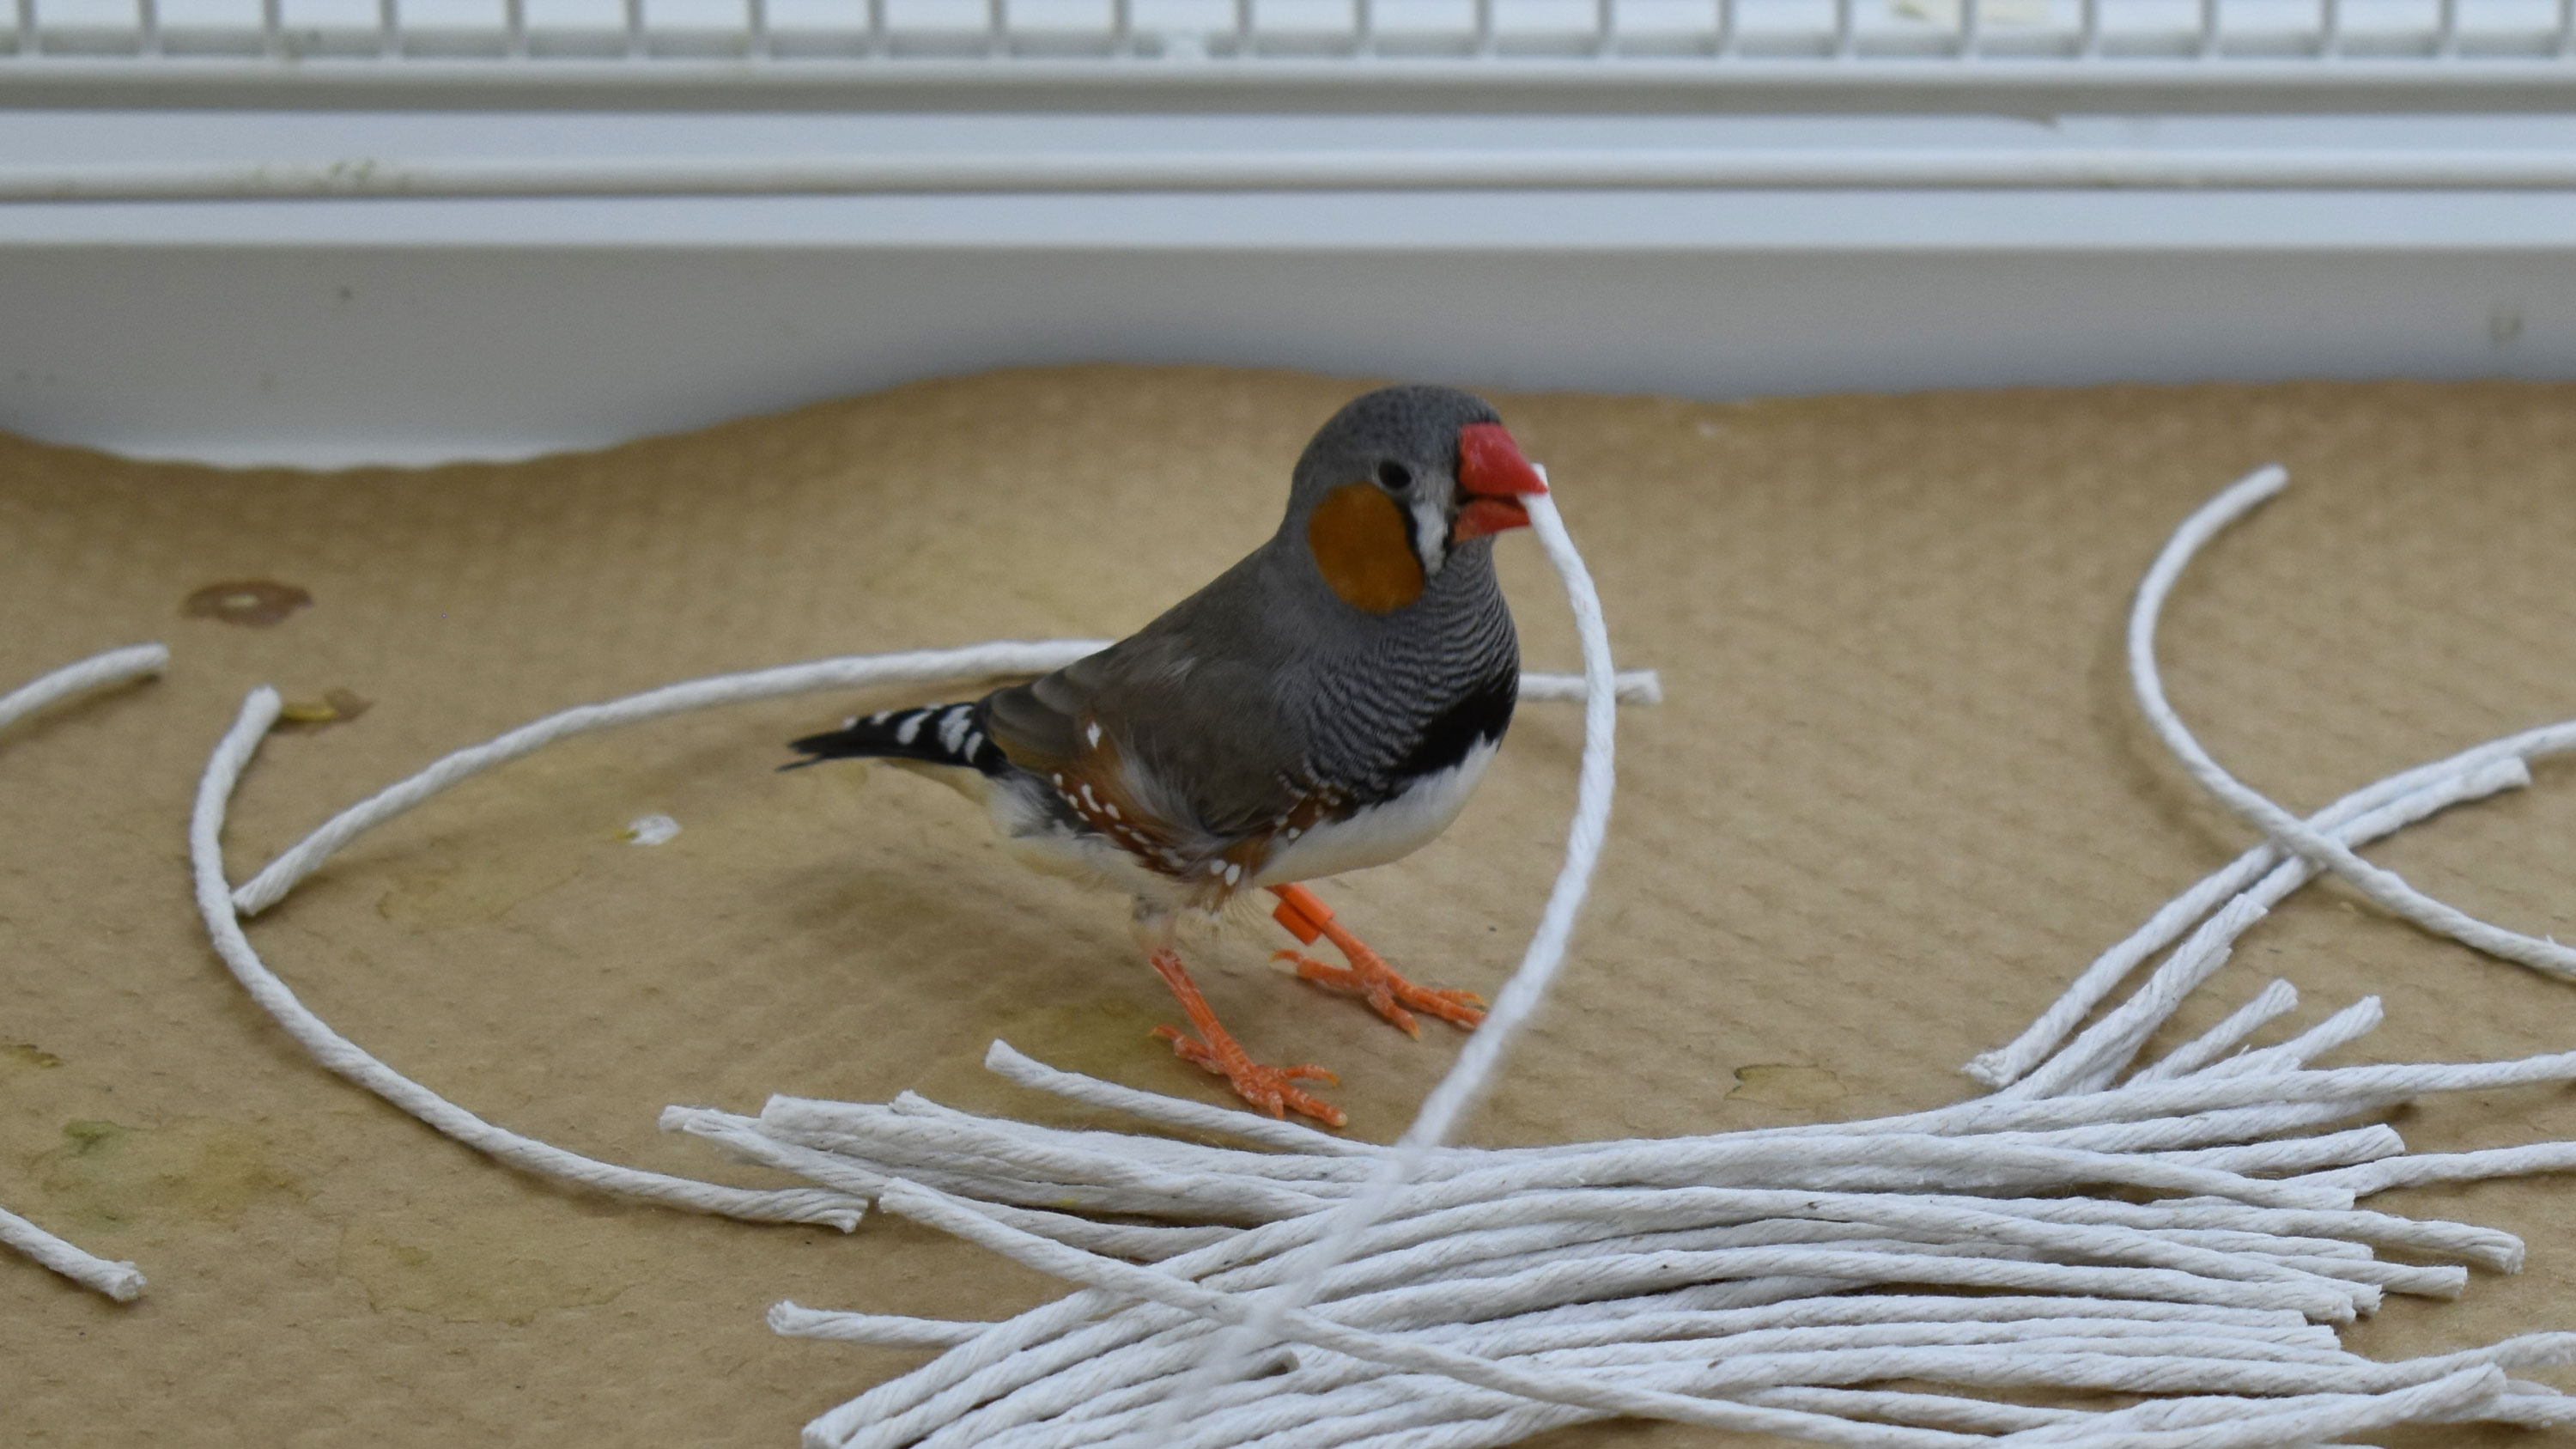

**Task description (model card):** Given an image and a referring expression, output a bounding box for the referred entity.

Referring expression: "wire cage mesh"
[7,0,2574,73]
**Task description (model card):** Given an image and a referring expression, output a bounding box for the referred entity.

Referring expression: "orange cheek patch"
[1307,484,1425,614]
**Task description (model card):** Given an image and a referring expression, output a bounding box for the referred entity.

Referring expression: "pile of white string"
[0,642,167,1302]
[657,468,2576,1448]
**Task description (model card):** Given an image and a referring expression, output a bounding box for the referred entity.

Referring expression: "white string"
[2,643,167,1303]
[230,642,1104,916]
[771,1301,997,1348]
[2014,757,2530,1099]
[1145,482,1623,1431]
[192,688,871,1228]
[0,642,168,735]
[2126,979,2299,1086]
[0,1193,144,1302]
[2128,465,2576,978]
[1971,749,2537,1091]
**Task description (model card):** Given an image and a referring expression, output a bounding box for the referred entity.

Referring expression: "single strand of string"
[0,1196,143,1303]
[0,642,168,735]
[0,643,167,1302]
[1146,483,1621,1434]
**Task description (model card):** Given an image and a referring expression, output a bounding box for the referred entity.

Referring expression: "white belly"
[1254,739,1501,886]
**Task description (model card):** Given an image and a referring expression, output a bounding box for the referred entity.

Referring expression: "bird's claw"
[1151,1025,1346,1128]
[1273,947,1487,1036]
[1267,883,1485,1036]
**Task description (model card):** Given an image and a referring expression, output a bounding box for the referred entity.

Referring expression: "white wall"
[6,109,2575,466]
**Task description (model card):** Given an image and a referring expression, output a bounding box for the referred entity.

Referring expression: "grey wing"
[984,605,1311,844]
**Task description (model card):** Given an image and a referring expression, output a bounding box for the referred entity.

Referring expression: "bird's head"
[1286,385,1549,615]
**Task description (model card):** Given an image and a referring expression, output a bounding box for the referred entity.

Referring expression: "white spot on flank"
[625,814,680,847]
[1051,772,1065,786]
[1206,861,1227,876]
[1080,783,1100,809]
[841,715,859,729]
[1085,721,1103,748]
[938,705,973,754]
[963,731,984,758]
[1103,802,1121,819]
[1224,862,1242,885]
[1283,826,1302,841]
[895,710,929,746]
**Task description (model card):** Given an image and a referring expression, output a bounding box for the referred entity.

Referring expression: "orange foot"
[1148,948,1346,1128]
[1267,883,1487,1038]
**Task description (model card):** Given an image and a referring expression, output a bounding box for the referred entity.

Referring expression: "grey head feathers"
[1280,383,1508,584]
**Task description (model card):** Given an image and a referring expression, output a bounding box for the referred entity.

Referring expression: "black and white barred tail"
[786,700,1012,774]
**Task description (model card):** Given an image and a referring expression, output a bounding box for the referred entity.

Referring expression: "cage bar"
[0,0,2568,100]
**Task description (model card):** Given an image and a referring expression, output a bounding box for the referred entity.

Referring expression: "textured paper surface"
[3,367,2573,1447]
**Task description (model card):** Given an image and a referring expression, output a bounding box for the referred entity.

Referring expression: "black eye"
[1376,460,1413,490]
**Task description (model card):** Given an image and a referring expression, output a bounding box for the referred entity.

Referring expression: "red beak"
[1453,423,1547,542]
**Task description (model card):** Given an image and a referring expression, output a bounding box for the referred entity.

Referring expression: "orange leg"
[1267,883,1487,1038]
[1147,948,1346,1129]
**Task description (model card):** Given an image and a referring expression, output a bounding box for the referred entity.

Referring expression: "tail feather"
[785,700,1010,774]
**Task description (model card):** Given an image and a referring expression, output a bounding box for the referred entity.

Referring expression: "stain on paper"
[1,1042,65,1083]
[1726,1063,1849,1111]
[338,1215,643,1324]
[277,687,374,729]
[183,579,313,626]
[34,1117,303,1233]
